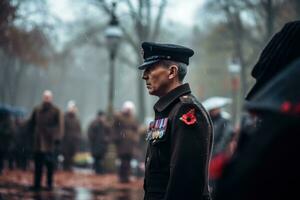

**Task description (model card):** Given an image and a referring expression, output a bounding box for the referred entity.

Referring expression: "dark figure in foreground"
[216,59,300,200]
[28,90,64,191]
[234,20,300,153]
[113,101,139,183]
[215,21,300,200]
[88,111,111,174]
[140,42,213,200]
[62,101,82,171]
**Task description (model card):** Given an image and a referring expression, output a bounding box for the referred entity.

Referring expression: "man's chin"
[147,89,155,95]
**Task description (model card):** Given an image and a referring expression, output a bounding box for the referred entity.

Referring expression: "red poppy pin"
[280,101,292,113]
[180,108,197,125]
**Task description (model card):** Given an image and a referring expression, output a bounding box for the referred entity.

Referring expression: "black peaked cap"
[138,42,194,70]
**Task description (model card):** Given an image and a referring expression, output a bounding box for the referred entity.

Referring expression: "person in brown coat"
[139,42,213,200]
[113,101,139,183]
[28,90,64,191]
[62,101,82,171]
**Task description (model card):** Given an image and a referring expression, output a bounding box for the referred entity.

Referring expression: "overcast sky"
[48,0,205,27]
[165,0,205,26]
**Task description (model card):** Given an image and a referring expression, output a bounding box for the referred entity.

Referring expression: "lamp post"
[105,2,122,117]
[228,59,241,125]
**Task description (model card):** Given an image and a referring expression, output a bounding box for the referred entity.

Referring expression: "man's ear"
[168,65,178,80]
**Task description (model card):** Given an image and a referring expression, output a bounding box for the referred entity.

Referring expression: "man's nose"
[142,71,148,80]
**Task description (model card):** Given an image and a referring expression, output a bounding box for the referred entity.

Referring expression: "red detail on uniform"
[180,108,197,125]
[280,101,292,113]
[209,153,230,180]
[294,104,300,114]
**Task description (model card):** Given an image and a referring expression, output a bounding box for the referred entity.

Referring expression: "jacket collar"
[154,83,191,112]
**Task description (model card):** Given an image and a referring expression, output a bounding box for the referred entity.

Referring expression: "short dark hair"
[160,60,187,82]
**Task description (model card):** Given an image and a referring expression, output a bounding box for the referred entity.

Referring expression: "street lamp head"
[105,2,122,52]
[105,26,122,39]
[228,60,241,75]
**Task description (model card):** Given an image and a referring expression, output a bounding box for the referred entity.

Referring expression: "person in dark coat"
[215,20,300,200]
[215,58,300,200]
[14,111,32,171]
[28,90,64,191]
[62,101,82,171]
[88,111,111,174]
[236,20,300,152]
[139,42,214,200]
[0,107,15,174]
[113,101,139,183]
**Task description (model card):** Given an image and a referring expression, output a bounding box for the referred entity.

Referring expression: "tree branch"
[150,0,167,41]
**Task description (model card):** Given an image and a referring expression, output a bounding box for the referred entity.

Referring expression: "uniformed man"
[139,42,214,200]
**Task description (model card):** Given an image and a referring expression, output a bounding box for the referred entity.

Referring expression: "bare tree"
[0,0,53,105]
[92,0,167,121]
[204,0,291,97]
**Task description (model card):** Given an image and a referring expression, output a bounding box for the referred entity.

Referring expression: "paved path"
[0,170,143,200]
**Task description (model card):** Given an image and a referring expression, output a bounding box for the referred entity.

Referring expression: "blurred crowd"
[0,90,236,191]
[0,91,148,190]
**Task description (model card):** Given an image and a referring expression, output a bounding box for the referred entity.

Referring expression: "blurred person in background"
[215,20,300,200]
[88,110,111,174]
[113,101,139,183]
[134,124,148,177]
[14,108,32,171]
[140,42,213,200]
[202,97,235,194]
[27,90,64,191]
[62,100,82,171]
[0,106,15,174]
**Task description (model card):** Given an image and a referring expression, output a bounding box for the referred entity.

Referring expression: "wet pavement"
[0,170,143,200]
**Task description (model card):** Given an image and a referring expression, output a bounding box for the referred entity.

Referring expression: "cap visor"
[138,59,160,70]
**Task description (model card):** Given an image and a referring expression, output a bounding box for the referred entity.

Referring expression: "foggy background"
[1,0,299,130]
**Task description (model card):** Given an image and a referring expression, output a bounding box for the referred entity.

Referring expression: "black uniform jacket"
[144,83,213,200]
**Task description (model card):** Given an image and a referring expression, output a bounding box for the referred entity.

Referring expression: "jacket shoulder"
[179,94,203,109]
[172,95,201,118]
[179,95,194,104]
[178,95,212,123]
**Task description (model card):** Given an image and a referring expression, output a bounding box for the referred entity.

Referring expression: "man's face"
[43,94,53,103]
[142,63,170,97]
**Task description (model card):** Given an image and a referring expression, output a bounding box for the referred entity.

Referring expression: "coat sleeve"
[27,109,36,132]
[56,110,64,141]
[164,103,212,200]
